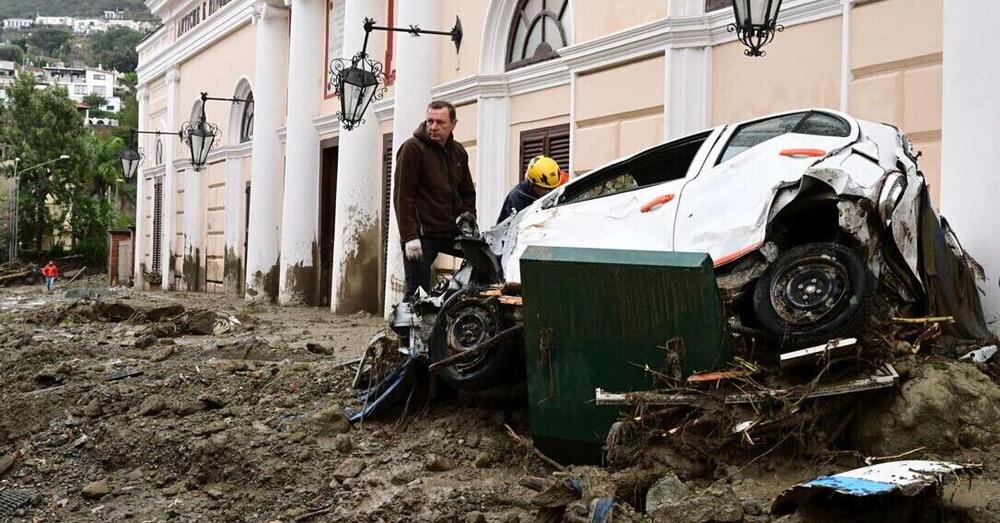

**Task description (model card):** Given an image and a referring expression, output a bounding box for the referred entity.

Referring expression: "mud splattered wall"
[205,161,226,294]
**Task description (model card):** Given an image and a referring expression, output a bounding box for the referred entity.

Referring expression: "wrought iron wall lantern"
[119,129,182,182]
[729,0,784,57]
[329,16,463,130]
[181,92,250,169]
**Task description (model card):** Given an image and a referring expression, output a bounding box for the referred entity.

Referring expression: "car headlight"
[878,173,907,223]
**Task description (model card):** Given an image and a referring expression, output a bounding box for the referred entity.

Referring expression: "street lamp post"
[180,92,249,170]
[729,0,784,57]
[329,17,463,130]
[119,129,182,183]
[7,154,70,261]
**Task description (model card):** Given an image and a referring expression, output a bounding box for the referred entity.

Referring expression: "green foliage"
[27,27,72,56]
[0,72,123,256]
[0,44,25,64]
[118,73,139,130]
[83,93,108,109]
[0,0,151,20]
[89,27,143,72]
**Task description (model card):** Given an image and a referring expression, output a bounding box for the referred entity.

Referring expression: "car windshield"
[717,111,851,164]
[558,131,711,206]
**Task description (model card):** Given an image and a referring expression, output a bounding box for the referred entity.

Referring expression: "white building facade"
[132,0,1000,325]
[2,18,34,30]
[41,66,122,113]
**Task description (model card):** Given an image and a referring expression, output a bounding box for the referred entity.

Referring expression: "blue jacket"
[497,179,539,224]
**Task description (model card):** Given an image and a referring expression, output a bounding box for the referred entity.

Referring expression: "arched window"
[240,92,254,143]
[155,137,164,165]
[506,0,571,71]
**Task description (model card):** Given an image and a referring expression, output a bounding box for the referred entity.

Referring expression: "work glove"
[404,239,423,262]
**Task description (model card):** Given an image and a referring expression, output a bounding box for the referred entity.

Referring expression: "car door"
[673,110,859,265]
[503,130,722,282]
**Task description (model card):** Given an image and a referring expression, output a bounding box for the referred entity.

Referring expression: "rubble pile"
[2,281,1000,522]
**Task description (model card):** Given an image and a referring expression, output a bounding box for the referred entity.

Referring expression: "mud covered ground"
[2,280,1000,522]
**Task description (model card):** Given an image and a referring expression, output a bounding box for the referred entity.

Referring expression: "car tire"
[428,290,516,391]
[752,242,876,348]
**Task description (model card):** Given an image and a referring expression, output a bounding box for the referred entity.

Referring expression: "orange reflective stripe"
[713,242,763,267]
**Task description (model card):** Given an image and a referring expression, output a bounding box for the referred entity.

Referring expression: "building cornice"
[138,0,257,85]
[314,113,342,139]
[430,0,841,103]
[142,164,166,180]
[373,98,394,122]
[206,141,254,164]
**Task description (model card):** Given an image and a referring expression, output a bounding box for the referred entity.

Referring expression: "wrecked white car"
[383,109,988,393]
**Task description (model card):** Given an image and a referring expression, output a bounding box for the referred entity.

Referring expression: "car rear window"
[717,111,851,164]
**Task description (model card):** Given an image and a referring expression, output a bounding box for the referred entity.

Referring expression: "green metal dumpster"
[519,246,729,464]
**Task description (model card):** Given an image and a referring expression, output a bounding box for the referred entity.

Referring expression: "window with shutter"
[379,133,393,308]
[152,180,163,273]
[705,0,730,11]
[519,124,571,179]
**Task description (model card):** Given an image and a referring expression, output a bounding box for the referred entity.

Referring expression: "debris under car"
[348,109,997,517]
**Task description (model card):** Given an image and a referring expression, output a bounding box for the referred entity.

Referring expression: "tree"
[90,27,143,73]
[117,72,139,129]
[0,73,91,252]
[27,27,72,57]
[83,93,109,110]
[0,44,25,64]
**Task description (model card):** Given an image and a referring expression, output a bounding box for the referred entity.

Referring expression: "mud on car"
[377,109,989,393]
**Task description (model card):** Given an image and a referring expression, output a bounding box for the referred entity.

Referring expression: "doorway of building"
[319,145,339,307]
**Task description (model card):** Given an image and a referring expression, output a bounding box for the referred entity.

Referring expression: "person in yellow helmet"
[497,155,569,223]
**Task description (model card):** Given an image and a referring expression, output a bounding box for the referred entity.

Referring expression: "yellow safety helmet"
[525,155,562,189]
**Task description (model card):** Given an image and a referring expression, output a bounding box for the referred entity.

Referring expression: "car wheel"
[428,289,515,391]
[752,242,876,347]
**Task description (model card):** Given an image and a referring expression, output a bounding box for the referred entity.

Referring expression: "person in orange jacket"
[42,260,59,292]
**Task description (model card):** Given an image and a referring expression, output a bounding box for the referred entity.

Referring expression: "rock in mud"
[645,473,690,514]
[310,405,351,435]
[151,346,175,362]
[83,398,104,418]
[92,301,138,322]
[81,479,110,499]
[424,454,454,472]
[139,395,166,416]
[853,360,1000,454]
[134,334,157,349]
[334,434,352,453]
[185,310,219,335]
[145,304,185,322]
[333,457,366,479]
[474,451,492,468]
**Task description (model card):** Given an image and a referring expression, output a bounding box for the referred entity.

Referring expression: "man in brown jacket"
[394,100,477,298]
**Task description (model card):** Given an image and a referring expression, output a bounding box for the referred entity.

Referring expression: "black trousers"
[402,235,463,298]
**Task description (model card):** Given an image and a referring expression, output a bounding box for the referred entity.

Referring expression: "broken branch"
[504,424,565,472]
[891,316,955,325]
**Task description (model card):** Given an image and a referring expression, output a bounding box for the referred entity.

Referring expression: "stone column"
[160,67,181,289]
[223,152,243,293]
[277,0,325,305]
[941,0,1000,329]
[474,95,510,228]
[245,1,290,302]
[664,0,710,140]
[384,0,441,312]
[133,85,149,285]
[182,164,202,291]
[329,0,384,313]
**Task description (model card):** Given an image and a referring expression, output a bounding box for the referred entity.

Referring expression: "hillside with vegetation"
[0,0,152,20]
